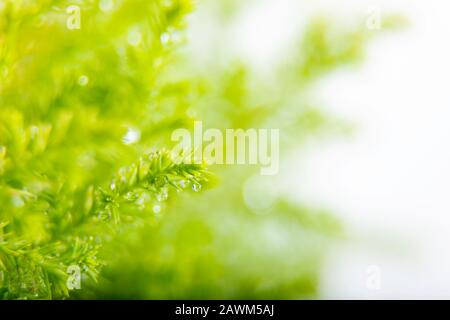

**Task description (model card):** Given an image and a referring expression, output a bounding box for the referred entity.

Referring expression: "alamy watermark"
[66,265,81,290]
[171,121,280,175]
[66,5,81,30]
[366,264,382,291]
[366,6,382,31]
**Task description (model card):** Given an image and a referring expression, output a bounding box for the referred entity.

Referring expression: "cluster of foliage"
[0,0,211,299]
[0,0,396,299]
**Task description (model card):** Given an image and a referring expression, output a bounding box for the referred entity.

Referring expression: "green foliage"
[0,0,389,299]
[0,146,209,299]
[0,0,210,299]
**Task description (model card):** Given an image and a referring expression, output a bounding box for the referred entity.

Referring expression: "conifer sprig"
[94,150,211,223]
[0,150,210,299]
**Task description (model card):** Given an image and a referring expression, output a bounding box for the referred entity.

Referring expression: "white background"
[189,0,450,298]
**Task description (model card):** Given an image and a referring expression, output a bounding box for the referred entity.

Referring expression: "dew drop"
[152,204,161,214]
[192,183,201,192]
[178,180,186,188]
[11,195,25,208]
[78,75,89,86]
[125,191,137,201]
[128,28,142,46]
[160,32,170,45]
[136,197,146,209]
[122,128,141,145]
[156,188,168,202]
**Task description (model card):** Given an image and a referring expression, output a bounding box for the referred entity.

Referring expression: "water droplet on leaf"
[178,180,186,188]
[156,188,168,202]
[122,128,140,145]
[78,75,89,86]
[128,28,142,46]
[152,204,161,213]
[160,32,170,44]
[192,183,201,192]
[11,195,25,208]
